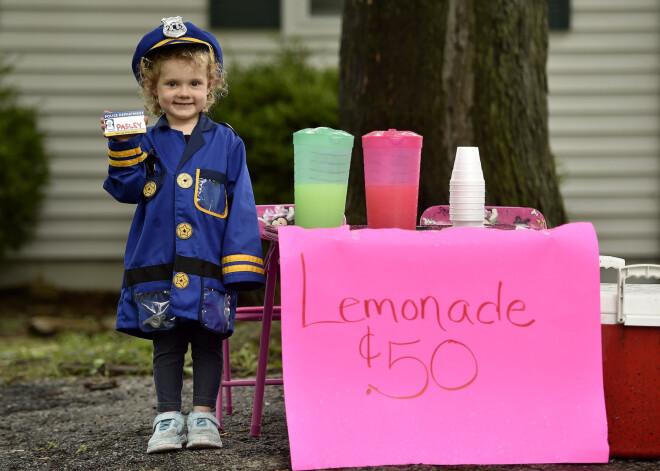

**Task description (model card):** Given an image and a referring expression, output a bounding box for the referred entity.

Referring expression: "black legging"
[152,320,223,412]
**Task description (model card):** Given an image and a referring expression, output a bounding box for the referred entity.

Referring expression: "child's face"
[154,57,211,130]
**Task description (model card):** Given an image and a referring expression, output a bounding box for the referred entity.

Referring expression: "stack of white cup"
[449,147,485,227]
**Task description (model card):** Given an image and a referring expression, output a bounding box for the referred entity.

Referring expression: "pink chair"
[420,205,547,230]
[216,204,294,436]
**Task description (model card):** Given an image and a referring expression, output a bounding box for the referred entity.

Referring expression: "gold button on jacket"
[177,173,193,189]
[142,181,157,197]
[173,272,189,289]
[176,222,193,239]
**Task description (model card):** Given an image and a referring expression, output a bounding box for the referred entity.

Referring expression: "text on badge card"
[103,111,147,137]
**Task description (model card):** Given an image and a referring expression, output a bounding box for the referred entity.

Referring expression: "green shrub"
[0,61,48,261]
[210,44,338,204]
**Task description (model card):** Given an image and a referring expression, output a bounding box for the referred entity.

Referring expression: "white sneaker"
[186,411,223,449]
[146,412,187,454]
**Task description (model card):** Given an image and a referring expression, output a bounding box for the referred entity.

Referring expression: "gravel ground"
[1,376,659,471]
[1,376,289,471]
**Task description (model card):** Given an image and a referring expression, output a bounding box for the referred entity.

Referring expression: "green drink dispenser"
[293,127,354,228]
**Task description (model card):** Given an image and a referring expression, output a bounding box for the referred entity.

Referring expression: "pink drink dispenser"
[362,129,423,230]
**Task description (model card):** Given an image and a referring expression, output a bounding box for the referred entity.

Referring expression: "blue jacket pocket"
[194,168,227,218]
[133,284,176,333]
[200,287,237,339]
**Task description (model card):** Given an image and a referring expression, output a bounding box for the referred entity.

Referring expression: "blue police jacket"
[104,114,265,339]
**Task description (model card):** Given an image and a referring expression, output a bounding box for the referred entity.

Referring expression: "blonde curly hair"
[138,44,228,116]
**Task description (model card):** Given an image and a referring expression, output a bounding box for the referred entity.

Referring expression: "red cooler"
[600,259,660,458]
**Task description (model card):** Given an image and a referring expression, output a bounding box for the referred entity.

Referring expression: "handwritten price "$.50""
[359,326,478,400]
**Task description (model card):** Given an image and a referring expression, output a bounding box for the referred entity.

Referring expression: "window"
[210,0,280,29]
[548,0,570,31]
[310,0,343,16]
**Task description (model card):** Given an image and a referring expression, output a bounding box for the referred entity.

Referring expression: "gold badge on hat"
[173,272,189,289]
[143,181,157,197]
[162,16,187,38]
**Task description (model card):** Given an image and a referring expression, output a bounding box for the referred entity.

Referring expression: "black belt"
[124,255,222,287]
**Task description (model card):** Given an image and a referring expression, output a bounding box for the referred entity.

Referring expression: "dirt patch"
[1,376,290,471]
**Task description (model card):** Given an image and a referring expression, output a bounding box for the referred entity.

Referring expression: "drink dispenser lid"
[293,127,354,147]
[362,129,423,148]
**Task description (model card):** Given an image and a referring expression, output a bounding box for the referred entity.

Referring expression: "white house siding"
[0,0,209,289]
[548,0,660,262]
[0,0,657,290]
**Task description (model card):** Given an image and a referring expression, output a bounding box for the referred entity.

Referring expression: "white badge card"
[103,111,147,137]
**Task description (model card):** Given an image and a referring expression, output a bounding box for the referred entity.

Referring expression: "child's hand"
[101,110,148,141]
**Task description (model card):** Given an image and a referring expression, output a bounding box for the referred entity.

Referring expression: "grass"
[0,285,283,385]
[0,330,152,383]
[0,320,282,385]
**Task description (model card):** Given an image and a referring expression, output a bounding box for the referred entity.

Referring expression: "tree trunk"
[339,0,567,227]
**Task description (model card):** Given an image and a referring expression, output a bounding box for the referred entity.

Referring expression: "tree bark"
[339,0,567,227]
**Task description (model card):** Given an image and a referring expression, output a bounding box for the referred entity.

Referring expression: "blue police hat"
[131,16,223,83]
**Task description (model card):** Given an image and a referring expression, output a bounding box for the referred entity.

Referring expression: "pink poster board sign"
[278,223,609,470]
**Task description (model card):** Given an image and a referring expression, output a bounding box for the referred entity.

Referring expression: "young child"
[100,17,265,453]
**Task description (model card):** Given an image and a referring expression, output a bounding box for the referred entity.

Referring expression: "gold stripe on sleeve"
[221,254,264,266]
[108,152,148,167]
[222,264,266,276]
[108,147,144,159]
